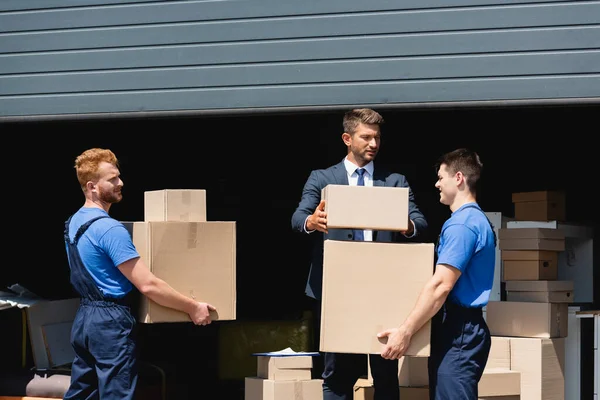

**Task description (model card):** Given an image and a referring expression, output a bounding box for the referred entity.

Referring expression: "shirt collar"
[343,158,374,177]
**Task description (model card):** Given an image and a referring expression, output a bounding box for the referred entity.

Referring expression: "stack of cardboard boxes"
[245,355,322,399]
[123,189,237,323]
[485,190,571,400]
[310,184,433,400]
[318,184,434,358]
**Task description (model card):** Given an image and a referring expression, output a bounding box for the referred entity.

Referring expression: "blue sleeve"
[99,224,140,267]
[437,224,478,272]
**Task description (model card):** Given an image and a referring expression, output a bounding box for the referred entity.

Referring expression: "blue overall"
[428,204,496,400]
[63,215,138,400]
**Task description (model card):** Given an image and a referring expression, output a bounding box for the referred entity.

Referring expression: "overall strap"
[65,215,110,245]
[461,204,497,247]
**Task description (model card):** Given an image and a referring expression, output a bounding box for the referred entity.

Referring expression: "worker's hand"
[377,327,411,360]
[190,302,216,326]
[307,200,328,233]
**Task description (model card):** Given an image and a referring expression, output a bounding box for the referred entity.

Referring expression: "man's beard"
[99,190,122,204]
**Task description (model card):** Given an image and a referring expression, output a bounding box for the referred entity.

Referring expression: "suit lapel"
[371,165,385,241]
[372,165,385,187]
[333,160,349,185]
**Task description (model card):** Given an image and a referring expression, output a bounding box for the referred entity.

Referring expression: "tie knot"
[356,168,366,177]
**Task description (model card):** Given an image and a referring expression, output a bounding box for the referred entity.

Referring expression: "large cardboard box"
[321,184,409,231]
[144,189,207,222]
[320,240,434,356]
[486,301,568,338]
[505,280,574,303]
[501,250,558,281]
[512,190,565,222]
[245,377,322,400]
[123,221,236,323]
[510,337,565,400]
[498,228,565,251]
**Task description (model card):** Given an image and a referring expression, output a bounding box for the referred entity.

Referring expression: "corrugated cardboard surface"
[505,280,574,303]
[320,240,433,356]
[511,190,565,221]
[512,191,564,203]
[510,338,565,400]
[498,229,565,251]
[506,291,573,303]
[354,379,429,400]
[245,377,322,400]
[486,301,568,338]
[485,336,511,370]
[257,356,313,381]
[498,228,565,240]
[398,356,429,387]
[505,280,573,292]
[124,221,236,323]
[144,189,206,222]
[322,185,409,231]
[501,250,559,280]
[478,368,521,397]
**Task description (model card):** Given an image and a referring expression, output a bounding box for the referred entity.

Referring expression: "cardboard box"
[398,356,428,387]
[320,241,434,356]
[144,189,207,222]
[485,336,511,370]
[498,228,565,251]
[512,190,565,222]
[322,184,409,231]
[257,356,312,381]
[245,377,322,400]
[478,368,521,397]
[486,301,568,338]
[510,338,565,400]
[123,221,236,323]
[501,250,558,281]
[353,379,428,400]
[505,280,574,303]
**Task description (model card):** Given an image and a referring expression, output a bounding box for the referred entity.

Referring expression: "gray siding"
[1,0,599,119]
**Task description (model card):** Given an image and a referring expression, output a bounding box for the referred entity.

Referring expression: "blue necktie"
[353,168,366,241]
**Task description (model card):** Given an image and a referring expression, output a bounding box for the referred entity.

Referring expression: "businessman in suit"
[291,108,428,400]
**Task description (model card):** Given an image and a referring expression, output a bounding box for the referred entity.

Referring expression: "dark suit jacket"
[291,160,428,299]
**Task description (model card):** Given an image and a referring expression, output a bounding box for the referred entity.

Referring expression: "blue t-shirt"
[66,207,139,298]
[436,202,496,308]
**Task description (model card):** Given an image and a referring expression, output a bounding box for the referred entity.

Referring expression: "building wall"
[1,0,599,119]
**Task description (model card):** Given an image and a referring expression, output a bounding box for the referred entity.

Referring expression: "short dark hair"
[436,148,483,192]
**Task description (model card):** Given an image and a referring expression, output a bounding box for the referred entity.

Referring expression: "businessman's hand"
[307,200,328,233]
[189,302,216,326]
[400,218,415,237]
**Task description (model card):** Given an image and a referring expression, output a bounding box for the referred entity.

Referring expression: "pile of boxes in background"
[245,354,322,400]
[124,189,237,323]
[484,190,570,400]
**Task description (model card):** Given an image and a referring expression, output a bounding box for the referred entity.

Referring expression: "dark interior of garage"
[1,103,597,399]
